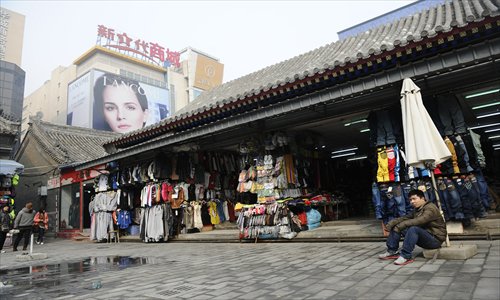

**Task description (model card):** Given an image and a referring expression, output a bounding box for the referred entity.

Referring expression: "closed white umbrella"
[400,78,452,246]
[400,78,451,168]
[0,159,24,175]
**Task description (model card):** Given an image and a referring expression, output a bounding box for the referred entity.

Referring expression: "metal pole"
[429,170,450,247]
[30,233,34,254]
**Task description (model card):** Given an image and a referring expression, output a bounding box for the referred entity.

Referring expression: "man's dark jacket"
[386,201,447,242]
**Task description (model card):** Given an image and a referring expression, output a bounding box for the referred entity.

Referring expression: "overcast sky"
[2,0,414,96]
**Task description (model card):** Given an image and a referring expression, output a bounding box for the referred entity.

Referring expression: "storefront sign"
[193,54,224,91]
[60,165,106,186]
[96,25,180,68]
[0,8,10,60]
[47,176,60,190]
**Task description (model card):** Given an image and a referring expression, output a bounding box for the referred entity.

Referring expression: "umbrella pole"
[429,169,451,247]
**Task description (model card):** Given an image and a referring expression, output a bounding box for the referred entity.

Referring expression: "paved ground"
[0,239,498,299]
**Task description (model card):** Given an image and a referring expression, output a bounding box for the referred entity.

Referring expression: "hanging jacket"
[1,211,11,232]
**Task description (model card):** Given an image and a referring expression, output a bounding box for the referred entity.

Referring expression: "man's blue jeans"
[386,226,442,259]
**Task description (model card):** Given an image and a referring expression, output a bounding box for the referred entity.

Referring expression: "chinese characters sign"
[0,9,10,61]
[96,25,180,68]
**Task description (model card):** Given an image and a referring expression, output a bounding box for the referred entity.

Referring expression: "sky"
[2,0,414,96]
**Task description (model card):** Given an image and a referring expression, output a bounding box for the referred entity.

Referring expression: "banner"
[67,70,170,134]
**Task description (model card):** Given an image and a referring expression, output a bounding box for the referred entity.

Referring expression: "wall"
[21,65,76,136]
[76,52,166,83]
[0,7,25,66]
[14,133,60,218]
[169,69,188,113]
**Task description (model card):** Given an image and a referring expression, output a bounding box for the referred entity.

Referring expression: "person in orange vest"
[34,208,49,245]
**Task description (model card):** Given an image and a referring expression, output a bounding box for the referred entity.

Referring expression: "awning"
[0,159,24,175]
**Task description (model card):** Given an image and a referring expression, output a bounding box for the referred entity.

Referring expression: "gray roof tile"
[26,120,120,164]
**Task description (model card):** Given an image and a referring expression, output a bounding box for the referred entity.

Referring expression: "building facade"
[21,27,224,137]
[0,6,25,122]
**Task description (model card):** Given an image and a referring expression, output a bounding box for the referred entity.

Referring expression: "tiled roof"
[26,119,120,164]
[0,113,20,135]
[106,0,499,148]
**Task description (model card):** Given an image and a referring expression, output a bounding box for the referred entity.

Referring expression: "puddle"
[0,256,151,296]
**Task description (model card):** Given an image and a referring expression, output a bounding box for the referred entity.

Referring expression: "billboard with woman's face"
[67,70,170,134]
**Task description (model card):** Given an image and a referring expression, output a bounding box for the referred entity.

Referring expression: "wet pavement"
[0,239,499,299]
[0,256,151,297]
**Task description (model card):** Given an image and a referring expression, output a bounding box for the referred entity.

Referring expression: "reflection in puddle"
[0,256,153,295]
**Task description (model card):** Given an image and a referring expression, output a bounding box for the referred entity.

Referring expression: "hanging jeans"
[459,134,480,171]
[455,135,474,173]
[463,176,486,218]
[426,180,436,203]
[392,184,406,217]
[474,172,492,210]
[454,178,474,219]
[436,178,452,221]
[372,182,383,220]
[401,182,415,215]
[375,110,396,146]
[386,226,442,259]
[444,178,464,220]
[437,94,467,135]
[378,184,397,224]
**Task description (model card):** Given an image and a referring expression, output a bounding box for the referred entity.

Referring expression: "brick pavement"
[0,239,498,299]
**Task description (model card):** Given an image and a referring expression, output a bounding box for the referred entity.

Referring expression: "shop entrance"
[83,181,94,229]
[286,109,380,219]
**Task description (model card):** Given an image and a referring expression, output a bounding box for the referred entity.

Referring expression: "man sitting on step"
[378,189,447,265]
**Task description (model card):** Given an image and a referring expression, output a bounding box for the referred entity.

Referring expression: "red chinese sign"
[97,25,180,68]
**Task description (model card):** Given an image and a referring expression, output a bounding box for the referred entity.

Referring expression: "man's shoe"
[0,250,5,253]
[394,256,414,265]
[378,251,399,260]
[12,248,18,252]
[36,241,40,245]
[40,242,44,245]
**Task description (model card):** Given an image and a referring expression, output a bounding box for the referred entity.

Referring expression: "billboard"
[67,70,170,134]
[193,54,224,91]
[67,71,92,128]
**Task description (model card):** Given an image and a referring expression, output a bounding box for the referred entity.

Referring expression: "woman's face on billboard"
[102,84,148,133]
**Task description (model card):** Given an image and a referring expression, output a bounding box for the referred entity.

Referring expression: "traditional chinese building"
[14,118,119,237]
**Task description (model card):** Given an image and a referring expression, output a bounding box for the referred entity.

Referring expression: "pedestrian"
[378,189,447,265]
[34,208,49,245]
[13,202,36,252]
[0,205,12,253]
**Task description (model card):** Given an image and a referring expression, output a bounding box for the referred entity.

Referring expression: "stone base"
[446,221,464,234]
[15,252,48,261]
[423,244,477,260]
